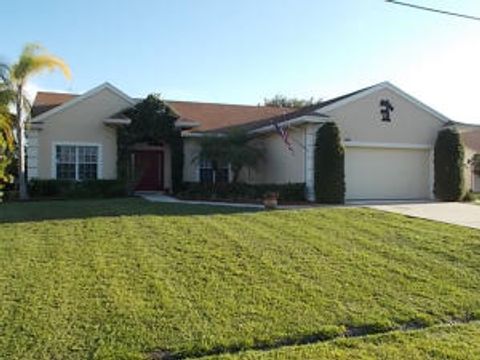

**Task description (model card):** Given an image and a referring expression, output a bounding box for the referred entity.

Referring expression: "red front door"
[134,151,163,191]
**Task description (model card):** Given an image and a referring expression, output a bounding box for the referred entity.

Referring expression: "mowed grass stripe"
[1,199,480,359]
[207,322,480,360]
[258,209,480,323]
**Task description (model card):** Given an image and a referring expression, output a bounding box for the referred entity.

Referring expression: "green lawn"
[0,197,254,223]
[209,322,480,360]
[1,198,480,359]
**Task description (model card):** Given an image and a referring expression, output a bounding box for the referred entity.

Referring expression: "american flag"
[273,121,294,153]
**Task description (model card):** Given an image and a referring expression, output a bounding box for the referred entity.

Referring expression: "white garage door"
[474,174,480,192]
[345,147,431,200]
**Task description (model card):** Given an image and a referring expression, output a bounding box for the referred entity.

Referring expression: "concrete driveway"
[369,202,480,230]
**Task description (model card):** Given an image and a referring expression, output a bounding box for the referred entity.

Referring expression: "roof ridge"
[35,92,296,111]
[35,90,78,96]
[165,99,295,110]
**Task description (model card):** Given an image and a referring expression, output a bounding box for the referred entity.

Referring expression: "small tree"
[314,122,345,203]
[434,128,465,201]
[198,129,263,182]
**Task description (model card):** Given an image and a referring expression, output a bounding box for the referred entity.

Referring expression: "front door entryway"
[134,150,164,191]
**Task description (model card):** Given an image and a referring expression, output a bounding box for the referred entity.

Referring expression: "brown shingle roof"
[31,91,78,117]
[166,100,295,132]
[462,129,480,152]
[204,84,375,133]
[31,92,295,131]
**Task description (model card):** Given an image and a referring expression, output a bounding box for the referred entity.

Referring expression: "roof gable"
[315,82,452,124]
[31,83,136,123]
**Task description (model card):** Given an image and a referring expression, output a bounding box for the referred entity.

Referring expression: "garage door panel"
[474,175,480,192]
[345,147,430,200]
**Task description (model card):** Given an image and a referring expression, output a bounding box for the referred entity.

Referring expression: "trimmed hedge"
[314,122,345,204]
[178,182,306,202]
[28,180,127,199]
[434,128,465,201]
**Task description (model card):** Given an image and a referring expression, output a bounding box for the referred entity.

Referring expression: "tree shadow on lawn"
[0,197,259,224]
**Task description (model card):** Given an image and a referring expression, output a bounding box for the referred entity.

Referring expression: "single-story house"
[27,81,480,201]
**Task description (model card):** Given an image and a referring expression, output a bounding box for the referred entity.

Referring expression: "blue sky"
[2,0,480,123]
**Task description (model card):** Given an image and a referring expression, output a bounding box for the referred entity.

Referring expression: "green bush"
[178,182,306,202]
[314,122,345,204]
[434,128,465,201]
[28,180,127,199]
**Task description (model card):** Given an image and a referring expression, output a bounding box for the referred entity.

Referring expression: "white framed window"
[199,159,230,184]
[199,159,214,184]
[53,143,101,180]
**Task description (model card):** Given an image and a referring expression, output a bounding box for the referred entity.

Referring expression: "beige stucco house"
[27,81,480,201]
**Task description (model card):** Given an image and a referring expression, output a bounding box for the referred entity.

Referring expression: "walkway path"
[139,192,480,230]
[369,202,480,230]
[137,192,264,208]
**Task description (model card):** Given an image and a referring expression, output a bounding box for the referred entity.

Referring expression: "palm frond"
[11,54,34,83]
[11,42,71,82]
[21,43,44,57]
[30,55,71,80]
[0,63,15,114]
[11,43,43,81]
[0,88,15,107]
[0,111,14,148]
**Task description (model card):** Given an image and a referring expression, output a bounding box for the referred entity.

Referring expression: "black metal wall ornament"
[380,99,394,122]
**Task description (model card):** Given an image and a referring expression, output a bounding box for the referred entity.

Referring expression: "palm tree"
[198,129,264,183]
[0,43,71,199]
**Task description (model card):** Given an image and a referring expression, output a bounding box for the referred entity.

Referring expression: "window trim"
[198,159,214,184]
[52,142,103,180]
[197,159,231,183]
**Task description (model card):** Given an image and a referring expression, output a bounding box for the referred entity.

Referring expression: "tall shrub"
[117,94,184,193]
[314,122,345,203]
[434,128,465,201]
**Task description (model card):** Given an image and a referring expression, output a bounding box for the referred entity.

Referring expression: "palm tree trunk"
[16,86,28,200]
